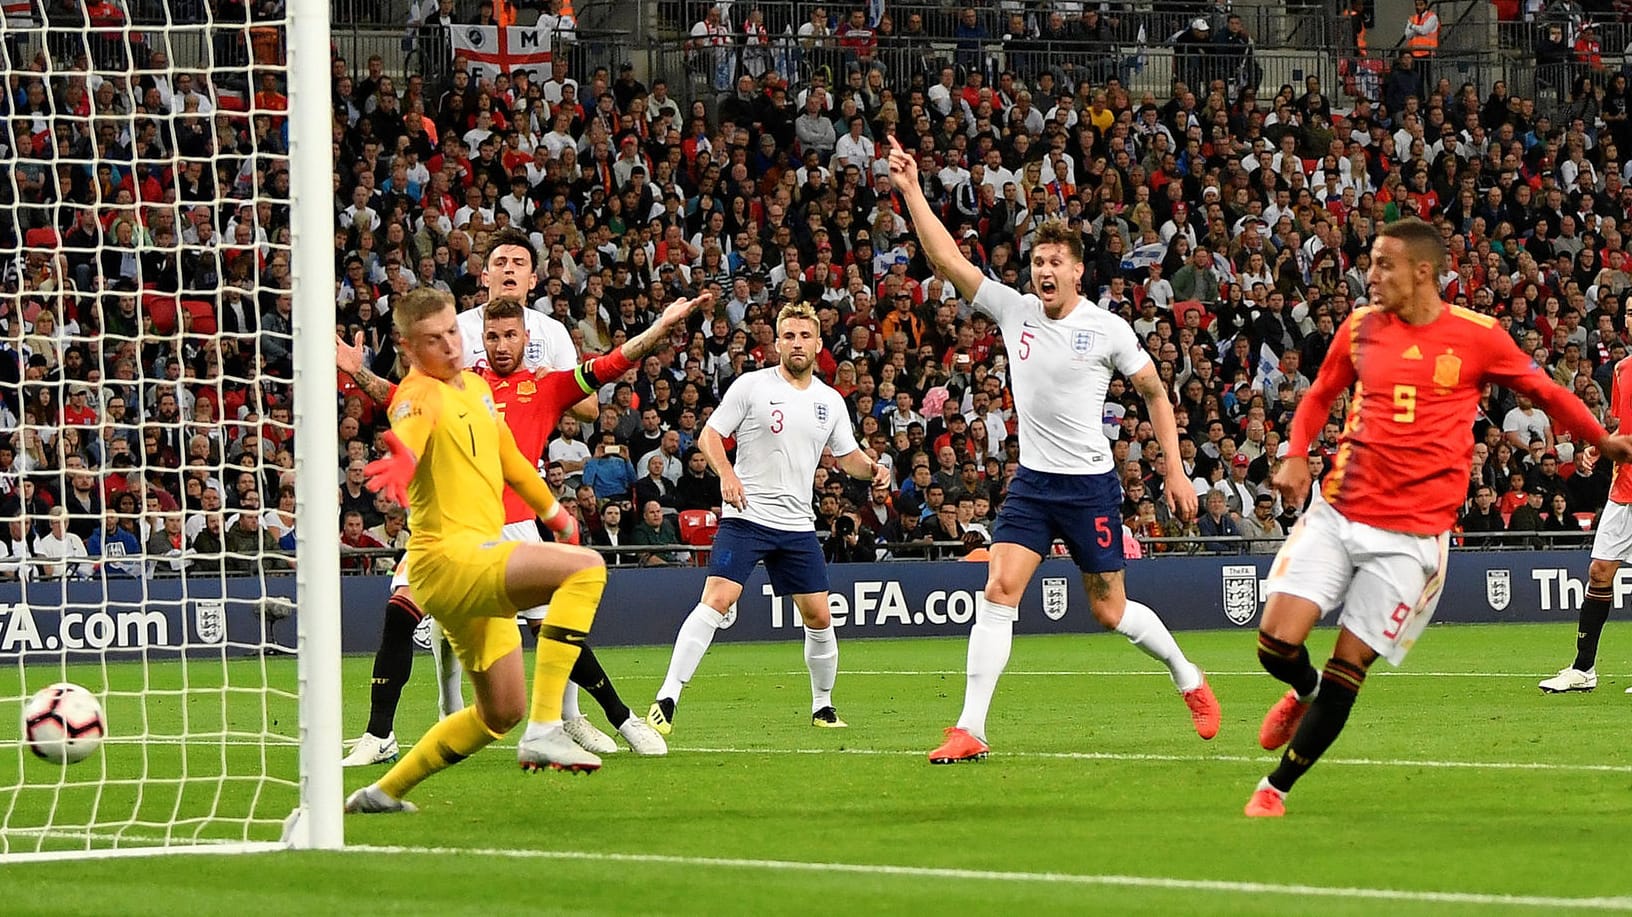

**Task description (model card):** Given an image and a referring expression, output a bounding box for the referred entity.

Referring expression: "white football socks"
[561,680,582,720]
[804,624,838,712]
[956,598,1018,742]
[658,603,724,702]
[1116,600,1204,692]
[429,619,465,717]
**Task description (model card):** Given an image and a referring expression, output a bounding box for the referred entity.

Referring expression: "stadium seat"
[1172,300,1211,330]
[24,227,59,249]
[142,293,178,335]
[678,509,719,566]
[1575,513,1595,530]
[180,299,218,335]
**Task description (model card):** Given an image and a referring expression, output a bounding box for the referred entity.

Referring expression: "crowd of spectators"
[0,1,1624,579]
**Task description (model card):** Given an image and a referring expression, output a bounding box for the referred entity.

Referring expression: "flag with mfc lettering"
[451,24,552,86]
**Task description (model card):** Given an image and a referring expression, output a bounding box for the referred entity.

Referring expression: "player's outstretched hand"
[1595,434,1632,466]
[1577,445,1599,476]
[660,291,714,328]
[544,510,580,545]
[719,469,747,512]
[885,136,918,194]
[363,431,417,508]
[870,461,893,490]
[1163,470,1198,521]
[1271,455,1312,507]
[336,331,366,378]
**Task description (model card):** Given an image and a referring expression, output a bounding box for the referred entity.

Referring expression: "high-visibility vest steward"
[1406,8,1439,57]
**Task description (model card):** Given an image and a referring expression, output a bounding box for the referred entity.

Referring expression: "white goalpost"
[0,0,341,859]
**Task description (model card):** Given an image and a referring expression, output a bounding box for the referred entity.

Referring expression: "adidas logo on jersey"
[1402,345,1423,360]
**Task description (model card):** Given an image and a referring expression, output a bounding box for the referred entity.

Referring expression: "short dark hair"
[1376,217,1446,274]
[482,296,526,323]
[485,227,538,270]
[1030,220,1084,264]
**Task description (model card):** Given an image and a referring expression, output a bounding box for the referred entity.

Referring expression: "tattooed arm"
[337,331,398,405]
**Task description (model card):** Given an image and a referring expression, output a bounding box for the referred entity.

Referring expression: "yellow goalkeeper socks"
[377,706,504,800]
[529,565,606,725]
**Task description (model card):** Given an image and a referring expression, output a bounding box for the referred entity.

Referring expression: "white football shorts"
[1590,501,1632,563]
[1264,499,1449,666]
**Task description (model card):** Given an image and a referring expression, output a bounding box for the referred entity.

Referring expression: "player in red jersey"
[338,292,710,765]
[1243,219,1632,817]
[1538,356,1632,694]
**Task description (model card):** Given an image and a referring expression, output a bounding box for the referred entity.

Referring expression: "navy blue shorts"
[992,466,1125,573]
[709,518,830,595]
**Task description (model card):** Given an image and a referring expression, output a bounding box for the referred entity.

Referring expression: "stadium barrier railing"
[4,527,1595,584]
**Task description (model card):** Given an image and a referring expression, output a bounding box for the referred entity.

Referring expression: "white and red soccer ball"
[21,683,106,764]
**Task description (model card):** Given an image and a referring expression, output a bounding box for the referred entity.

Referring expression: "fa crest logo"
[815,403,829,424]
[1220,564,1261,626]
[1072,330,1097,355]
[1041,577,1069,621]
[483,395,497,418]
[1486,569,1511,612]
[194,600,226,645]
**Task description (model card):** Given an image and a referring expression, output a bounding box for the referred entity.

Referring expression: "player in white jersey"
[882,137,1221,765]
[457,227,579,373]
[647,302,893,734]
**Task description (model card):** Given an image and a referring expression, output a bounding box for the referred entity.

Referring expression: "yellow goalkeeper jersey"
[387,369,508,550]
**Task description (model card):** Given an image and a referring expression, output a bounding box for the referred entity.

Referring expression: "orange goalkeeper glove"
[363,431,416,508]
[543,506,580,545]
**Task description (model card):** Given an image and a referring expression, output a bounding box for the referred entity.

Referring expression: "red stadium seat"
[24,228,58,249]
[180,299,217,335]
[678,509,719,566]
[142,293,178,335]
[1575,513,1595,530]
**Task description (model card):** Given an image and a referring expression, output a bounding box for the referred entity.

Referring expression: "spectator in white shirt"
[36,506,91,578]
[498,175,536,226]
[832,114,875,171]
[338,185,380,234]
[548,415,593,473]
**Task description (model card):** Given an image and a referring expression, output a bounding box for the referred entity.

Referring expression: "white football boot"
[1539,667,1597,693]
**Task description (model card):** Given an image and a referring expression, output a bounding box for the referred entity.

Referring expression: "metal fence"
[305,527,1598,576]
[645,29,1565,116]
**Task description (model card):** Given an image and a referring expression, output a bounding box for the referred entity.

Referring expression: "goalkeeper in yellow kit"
[345,288,605,814]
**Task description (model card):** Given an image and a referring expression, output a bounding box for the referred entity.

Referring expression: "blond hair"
[391,287,455,337]
[775,301,820,333]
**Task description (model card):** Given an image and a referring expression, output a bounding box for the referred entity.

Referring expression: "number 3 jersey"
[972,279,1150,476]
[1285,304,1609,536]
[706,366,860,532]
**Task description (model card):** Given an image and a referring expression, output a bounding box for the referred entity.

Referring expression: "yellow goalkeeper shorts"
[405,539,524,672]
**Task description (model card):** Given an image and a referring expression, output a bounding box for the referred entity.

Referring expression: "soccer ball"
[21,683,106,765]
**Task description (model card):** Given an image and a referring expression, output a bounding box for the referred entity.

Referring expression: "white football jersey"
[457,306,578,373]
[706,366,861,532]
[973,279,1150,475]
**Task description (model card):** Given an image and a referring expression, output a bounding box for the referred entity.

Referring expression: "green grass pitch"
[2,623,1632,916]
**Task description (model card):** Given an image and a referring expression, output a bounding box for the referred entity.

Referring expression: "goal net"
[0,0,341,860]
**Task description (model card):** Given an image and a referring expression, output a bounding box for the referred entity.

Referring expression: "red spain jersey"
[1286,304,1608,535]
[370,352,636,526]
[480,352,635,524]
[1610,357,1632,504]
